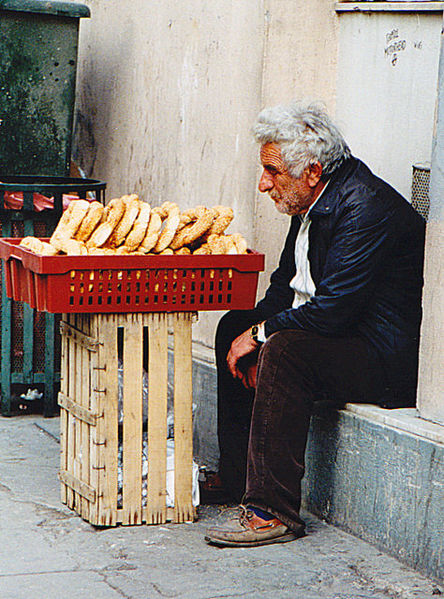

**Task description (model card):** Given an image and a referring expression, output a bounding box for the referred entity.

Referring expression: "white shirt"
[257,181,329,342]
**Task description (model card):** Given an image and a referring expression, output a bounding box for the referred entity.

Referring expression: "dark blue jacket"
[255,157,425,407]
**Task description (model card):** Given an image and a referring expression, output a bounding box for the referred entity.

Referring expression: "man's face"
[258,142,315,215]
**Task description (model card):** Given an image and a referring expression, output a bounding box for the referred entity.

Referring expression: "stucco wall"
[417,17,444,426]
[254,0,339,300]
[72,0,338,348]
[336,11,441,200]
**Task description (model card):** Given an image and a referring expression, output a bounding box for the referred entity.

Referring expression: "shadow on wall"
[72,109,96,176]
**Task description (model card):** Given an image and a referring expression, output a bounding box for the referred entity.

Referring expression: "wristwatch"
[250,324,263,344]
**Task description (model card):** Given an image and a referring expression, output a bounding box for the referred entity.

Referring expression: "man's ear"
[306,162,323,187]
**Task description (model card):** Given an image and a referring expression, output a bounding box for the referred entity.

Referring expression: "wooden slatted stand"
[59,312,196,526]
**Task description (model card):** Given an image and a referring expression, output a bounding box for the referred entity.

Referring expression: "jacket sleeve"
[264,187,397,338]
[254,217,299,320]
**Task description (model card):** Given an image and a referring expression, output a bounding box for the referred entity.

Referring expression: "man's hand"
[226,329,260,387]
[239,363,257,390]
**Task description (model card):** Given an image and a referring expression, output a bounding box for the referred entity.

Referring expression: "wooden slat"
[66,313,76,509]
[115,506,194,525]
[122,313,144,525]
[97,314,119,526]
[59,470,96,503]
[88,314,100,526]
[58,391,97,425]
[78,315,89,519]
[59,320,99,352]
[58,310,196,528]
[74,314,83,516]
[146,313,168,524]
[173,313,194,523]
[60,315,69,505]
[81,314,93,523]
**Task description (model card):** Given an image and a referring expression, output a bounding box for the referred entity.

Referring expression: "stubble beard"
[270,189,311,216]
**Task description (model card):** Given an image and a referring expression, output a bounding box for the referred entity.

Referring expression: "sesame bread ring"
[231,233,248,254]
[86,197,125,248]
[138,211,162,253]
[39,241,60,256]
[74,201,104,242]
[124,202,151,250]
[152,201,177,220]
[193,244,211,255]
[20,237,58,256]
[115,246,131,255]
[153,203,180,253]
[58,199,90,237]
[206,234,227,254]
[49,200,78,242]
[175,246,191,255]
[170,208,217,250]
[50,199,90,250]
[224,235,238,255]
[178,205,206,231]
[20,237,46,254]
[205,205,234,237]
[63,239,88,256]
[107,195,141,248]
[49,202,75,244]
[87,247,115,255]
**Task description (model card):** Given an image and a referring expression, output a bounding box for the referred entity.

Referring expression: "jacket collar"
[309,157,358,216]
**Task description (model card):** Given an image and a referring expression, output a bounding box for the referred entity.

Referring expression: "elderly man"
[204,102,425,548]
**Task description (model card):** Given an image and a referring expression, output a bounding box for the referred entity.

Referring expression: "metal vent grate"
[411,164,430,221]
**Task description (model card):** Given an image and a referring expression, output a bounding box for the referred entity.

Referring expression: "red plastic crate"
[0,238,264,313]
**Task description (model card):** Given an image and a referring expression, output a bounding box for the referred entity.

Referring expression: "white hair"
[253,101,351,179]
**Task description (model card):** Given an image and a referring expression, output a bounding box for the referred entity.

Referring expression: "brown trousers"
[216,309,384,531]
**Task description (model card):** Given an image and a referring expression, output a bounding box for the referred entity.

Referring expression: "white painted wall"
[73,0,338,348]
[336,11,442,200]
[74,0,266,347]
[254,0,338,300]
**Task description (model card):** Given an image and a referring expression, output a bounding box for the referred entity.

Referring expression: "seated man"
[205,101,425,548]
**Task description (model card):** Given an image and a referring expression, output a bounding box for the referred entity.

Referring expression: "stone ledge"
[302,406,444,582]
[344,403,444,445]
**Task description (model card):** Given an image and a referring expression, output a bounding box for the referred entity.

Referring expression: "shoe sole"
[204,530,304,548]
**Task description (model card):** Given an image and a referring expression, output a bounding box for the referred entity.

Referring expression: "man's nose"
[258,170,273,192]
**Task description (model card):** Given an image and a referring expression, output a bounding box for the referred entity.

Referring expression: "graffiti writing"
[384,28,406,67]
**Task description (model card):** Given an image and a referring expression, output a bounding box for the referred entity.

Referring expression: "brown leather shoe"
[205,506,305,547]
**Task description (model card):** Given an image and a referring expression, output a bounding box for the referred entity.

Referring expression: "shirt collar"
[299,179,330,222]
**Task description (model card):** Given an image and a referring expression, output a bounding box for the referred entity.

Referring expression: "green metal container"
[0,175,106,417]
[0,0,90,176]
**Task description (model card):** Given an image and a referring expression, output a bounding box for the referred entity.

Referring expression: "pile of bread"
[19,196,248,257]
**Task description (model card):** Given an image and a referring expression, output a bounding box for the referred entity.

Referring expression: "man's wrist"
[250,321,266,344]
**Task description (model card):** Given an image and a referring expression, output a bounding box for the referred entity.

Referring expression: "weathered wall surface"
[336,11,441,200]
[417,218,444,425]
[73,0,338,347]
[254,0,338,300]
[73,0,265,346]
[417,16,444,426]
